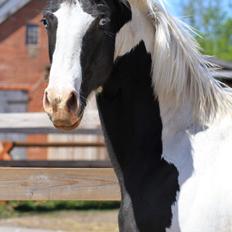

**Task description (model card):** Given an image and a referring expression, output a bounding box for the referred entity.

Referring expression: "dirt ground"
[0,210,119,232]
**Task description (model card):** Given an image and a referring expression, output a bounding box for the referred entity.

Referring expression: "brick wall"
[0,0,49,159]
[0,0,49,112]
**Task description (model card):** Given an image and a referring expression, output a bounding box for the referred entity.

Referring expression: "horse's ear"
[113,0,132,30]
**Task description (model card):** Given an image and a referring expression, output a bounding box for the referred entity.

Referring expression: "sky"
[167,0,232,17]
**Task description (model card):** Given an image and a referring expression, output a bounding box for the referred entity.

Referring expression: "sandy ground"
[0,210,119,232]
[0,227,55,232]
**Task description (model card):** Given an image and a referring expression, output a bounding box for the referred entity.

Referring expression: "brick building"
[0,0,48,112]
[0,0,49,159]
[209,57,232,85]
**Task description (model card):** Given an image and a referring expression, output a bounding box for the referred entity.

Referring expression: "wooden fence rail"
[0,168,120,201]
[0,112,121,201]
[0,160,112,168]
[0,113,102,135]
[0,141,106,160]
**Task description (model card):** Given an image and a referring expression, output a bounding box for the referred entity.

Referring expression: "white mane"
[128,0,232,123]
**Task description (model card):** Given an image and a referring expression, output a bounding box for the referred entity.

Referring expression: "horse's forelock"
[46,0,110,17]
[46,0,76,12]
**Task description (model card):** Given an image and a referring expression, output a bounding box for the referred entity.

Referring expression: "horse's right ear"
[113,0,132,31]
[115,0,131,16]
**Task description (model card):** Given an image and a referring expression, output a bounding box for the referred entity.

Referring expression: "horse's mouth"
[53,119,81,131]
[53,110,84,131]
[46,101,86,131]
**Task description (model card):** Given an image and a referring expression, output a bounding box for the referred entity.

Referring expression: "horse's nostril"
[66,91,78,112]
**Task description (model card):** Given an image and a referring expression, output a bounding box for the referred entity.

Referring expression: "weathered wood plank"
[0,113,103,135]
[0,168,120,201]
[0,160,112,168]
[10,141,105,148]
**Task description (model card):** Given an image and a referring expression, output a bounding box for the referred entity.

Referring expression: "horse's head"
[43,0,131,130]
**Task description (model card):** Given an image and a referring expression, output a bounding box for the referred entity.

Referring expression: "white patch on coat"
[162,100,232,232]
[48,1,95,94]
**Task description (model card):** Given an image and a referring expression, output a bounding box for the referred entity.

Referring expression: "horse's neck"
[114,5,208,166]
[97,39,179,231]
[114,5,194,132]
[98,41,163,171]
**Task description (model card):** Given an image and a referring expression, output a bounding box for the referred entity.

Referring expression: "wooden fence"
[0,113,120,201]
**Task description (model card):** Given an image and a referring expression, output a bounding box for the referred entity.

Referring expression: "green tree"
[181,0,232,61]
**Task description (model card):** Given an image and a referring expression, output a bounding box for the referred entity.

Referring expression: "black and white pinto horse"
[42,0,232,231]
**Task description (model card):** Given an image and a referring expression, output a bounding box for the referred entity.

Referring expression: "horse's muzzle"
[43,88,83,131]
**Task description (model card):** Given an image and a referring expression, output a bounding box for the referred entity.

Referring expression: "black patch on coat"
[97,41,180,232]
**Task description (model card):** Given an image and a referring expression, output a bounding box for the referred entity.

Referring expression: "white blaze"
[48,2,95,94]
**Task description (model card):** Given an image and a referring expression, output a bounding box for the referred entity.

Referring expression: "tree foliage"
[181,0,232,61]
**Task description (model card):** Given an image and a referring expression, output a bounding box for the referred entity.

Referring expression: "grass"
[0,201,120,218]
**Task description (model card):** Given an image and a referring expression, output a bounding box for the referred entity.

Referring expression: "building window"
[26,24,39,45]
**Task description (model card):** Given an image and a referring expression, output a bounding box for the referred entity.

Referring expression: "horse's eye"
[41,18,49,28]
[99,18,110,27]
